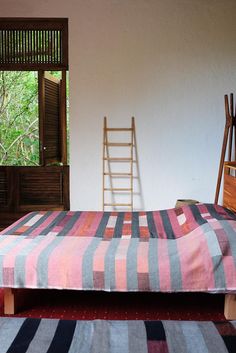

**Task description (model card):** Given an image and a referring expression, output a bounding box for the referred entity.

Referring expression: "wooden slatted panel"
[0,166,69,229]
[223,163,236,213]
[44,77,60,163]
[0,170,7,206]
[0,18,68,70]
[19,168,63,207]
[0,30,62,64]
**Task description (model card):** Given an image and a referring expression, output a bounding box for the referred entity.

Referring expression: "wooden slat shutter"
[0,167,15,213]
[0,166,69,230]
[18,166,69,211]
[0,18,68,71]
[39,71,67,166]
[0,169,8,207]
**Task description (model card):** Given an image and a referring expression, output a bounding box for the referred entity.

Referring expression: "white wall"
[1,0,236,210]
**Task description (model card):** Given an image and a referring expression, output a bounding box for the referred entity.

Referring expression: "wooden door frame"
[0,18,70,230]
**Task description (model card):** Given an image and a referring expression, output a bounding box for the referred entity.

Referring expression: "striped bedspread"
[0,318,236,353]
[0,203,236,292]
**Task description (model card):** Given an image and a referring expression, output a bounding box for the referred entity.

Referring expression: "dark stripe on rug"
[144,321,166,340]
[57,211,82,236]
[189,204,206,225]
[146,212,157,238]
[222,206,236,219]
[38,212,68,236]
[95,212,111,237]
[132,212,140,238]
[22,212,54,236]
[205,204,228,221]
[220,336,236,353]
[47,319,76,353]
[114,212,125,238]
[159,210,175,239]
[213,320,236,353]
[6,318,41,353]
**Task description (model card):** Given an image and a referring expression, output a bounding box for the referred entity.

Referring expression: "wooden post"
[4,288,16,315]
[60,70,67,165]
[224,294,236,319]
[215,94,236,204]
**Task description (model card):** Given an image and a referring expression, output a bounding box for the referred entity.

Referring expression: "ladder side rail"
[130,117,135,211]
[102,117,107,211]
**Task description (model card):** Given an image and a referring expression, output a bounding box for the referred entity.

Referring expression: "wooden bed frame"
[222,162,236,319]
[3,162,236,319]
[3,288,236,319]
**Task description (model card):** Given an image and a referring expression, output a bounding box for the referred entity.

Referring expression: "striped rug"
[0,317,235,353]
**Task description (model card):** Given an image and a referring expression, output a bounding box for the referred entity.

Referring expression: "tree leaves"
[0,71,39,166]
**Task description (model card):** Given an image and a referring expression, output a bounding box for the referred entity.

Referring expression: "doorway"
[0,18,69,229]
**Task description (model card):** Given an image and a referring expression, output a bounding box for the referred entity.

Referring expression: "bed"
[0,203,236,318]
[0,317,235,353]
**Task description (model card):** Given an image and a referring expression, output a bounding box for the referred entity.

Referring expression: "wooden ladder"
[103,117,135,211]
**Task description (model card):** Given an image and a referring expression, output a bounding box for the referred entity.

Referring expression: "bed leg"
[4,288,16,315]
[224,294,236,319]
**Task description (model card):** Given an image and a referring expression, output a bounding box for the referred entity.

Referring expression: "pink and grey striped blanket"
[0,203,236,292]
[0,318,236,353]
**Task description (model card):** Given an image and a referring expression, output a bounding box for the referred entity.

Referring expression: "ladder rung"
[105,143,132,146]
[105,128,132,131]
[104,172,132,176]
[104,188,132,191]
[104,157,132,161]
[104,203,132,206]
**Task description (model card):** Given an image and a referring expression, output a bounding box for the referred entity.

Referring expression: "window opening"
[0,71,39,165]
[0,70,69,166]
[0,18,68,70]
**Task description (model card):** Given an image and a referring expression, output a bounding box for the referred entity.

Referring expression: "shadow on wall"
[133,124,144,211]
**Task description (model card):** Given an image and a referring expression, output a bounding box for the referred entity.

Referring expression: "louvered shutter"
[18,166,69,211]
[39,71,67,165]
[0,169,8,207]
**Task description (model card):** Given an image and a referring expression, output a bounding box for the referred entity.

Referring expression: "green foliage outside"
[0,71,69,166]
[0,71,39,166]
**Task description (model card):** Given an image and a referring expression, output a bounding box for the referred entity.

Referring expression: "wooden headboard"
[223,162,236,212]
